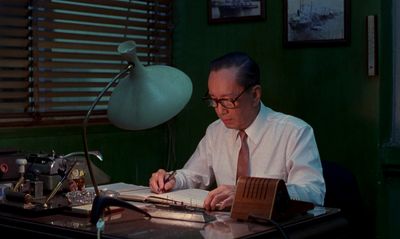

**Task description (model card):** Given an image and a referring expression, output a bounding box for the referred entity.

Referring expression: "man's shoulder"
[205,119,235,137]
[264,107,311,130]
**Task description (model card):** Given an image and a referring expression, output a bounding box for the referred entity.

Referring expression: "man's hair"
[209,52,260,87]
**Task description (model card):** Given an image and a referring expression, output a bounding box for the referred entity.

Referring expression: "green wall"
[172,0,391,238]
[0,0,397,238]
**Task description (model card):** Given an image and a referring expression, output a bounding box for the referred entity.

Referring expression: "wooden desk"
[0,204,348,239]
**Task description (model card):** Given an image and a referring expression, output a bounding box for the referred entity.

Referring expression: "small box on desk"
[231,177,314,221]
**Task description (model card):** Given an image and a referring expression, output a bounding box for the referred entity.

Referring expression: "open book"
[118,188,209,209]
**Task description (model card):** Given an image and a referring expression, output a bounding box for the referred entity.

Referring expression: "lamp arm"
[82,64,134,196]
[82,64,152,225]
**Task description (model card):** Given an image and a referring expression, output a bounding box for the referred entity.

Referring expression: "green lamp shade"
[107,41,193,130]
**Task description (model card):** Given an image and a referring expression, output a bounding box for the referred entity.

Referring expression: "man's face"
[207,67,259,130]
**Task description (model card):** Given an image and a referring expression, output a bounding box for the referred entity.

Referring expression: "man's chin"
[222,121,236,129]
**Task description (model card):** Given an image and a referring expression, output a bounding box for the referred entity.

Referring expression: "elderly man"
[149,52,325,211]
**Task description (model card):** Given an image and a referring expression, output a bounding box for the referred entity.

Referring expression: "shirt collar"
[241,102,271,144]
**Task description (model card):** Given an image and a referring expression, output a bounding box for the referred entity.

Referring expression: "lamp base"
[90,195,151,224]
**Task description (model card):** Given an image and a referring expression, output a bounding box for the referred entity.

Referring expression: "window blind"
[0,0,173,127]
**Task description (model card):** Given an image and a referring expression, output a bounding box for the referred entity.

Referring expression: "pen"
[164,170,177,184]
[43,160,78,208]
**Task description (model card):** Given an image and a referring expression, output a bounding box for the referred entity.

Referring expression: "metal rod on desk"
[82,64,133,197]
[43,160,78,208]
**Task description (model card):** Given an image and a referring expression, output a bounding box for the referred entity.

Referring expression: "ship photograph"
[210,0,262,19]
[286,0,346,42]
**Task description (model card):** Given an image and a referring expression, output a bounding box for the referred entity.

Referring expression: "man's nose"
[215,103,227,115]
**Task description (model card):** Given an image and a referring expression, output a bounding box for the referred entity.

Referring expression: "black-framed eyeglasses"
[202,85,253,109]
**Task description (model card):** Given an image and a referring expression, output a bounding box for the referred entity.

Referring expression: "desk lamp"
[82,40,192,224]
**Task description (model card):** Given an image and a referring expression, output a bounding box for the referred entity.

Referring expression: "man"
[149,52,325,211]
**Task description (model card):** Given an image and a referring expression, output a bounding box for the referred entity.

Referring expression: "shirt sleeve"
[174,128,215,190]
[285,125,326,206]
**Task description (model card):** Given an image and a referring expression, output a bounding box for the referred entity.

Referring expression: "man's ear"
[251,85,262,105]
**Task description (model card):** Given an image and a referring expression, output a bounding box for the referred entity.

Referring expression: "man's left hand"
[203,185,235,211]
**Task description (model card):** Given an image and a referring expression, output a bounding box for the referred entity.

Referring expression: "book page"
[119,188,209,209]
[86,182,148,193]
[149,189,208,209]
[118,188,154,202]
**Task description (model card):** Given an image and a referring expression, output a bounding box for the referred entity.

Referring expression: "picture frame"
[208,0,265,24]
[283,0,350,47]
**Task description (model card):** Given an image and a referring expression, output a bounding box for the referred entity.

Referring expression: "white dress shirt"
[174,103,325,205]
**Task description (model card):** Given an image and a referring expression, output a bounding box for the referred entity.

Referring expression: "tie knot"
[238,130,247,140]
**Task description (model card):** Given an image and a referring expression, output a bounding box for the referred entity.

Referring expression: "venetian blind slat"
[0,49,29,58]
[37,62,123,70]
[0,39,30,47]
[0,71,30,78]
[33,31,168,47]
[0,102,29,110]
[45,0,171,12]
[38,101,109,108]
[0,0,29,6]
[0,92,29,99]
[35,21,169,38]
[0,29,30,37]
[0,59,30,68]
[36,1,170,21]
[0,81,29,88]
[40,91,112,98]
[0,17,30,27]
[33,72,116,79]
[33,11,169,30]
[34,45,166,57]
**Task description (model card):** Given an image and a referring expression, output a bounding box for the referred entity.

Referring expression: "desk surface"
[0,202,348,239]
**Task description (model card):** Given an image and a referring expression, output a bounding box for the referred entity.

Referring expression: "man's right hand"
[149,169,176,193]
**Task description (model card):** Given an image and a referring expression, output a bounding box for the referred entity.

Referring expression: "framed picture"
[208,0,265,24]
[283,0,350,47]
